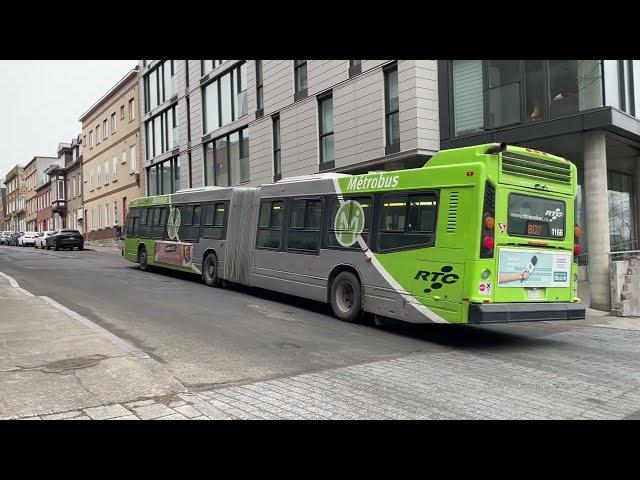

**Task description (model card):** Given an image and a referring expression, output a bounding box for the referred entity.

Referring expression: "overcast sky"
[0,60,136,184]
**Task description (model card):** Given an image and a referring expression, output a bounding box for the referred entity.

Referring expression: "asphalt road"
[2,244,640,420]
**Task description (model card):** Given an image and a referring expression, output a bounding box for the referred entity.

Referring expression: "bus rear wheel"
[203,253,219,287]
[139,246,148,271]
[330,271,362,323]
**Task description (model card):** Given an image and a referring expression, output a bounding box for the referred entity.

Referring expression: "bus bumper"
[468,302,585,324]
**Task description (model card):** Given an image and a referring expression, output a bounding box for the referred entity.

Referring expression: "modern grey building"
[438,60,640,311]
[138,60,439,197]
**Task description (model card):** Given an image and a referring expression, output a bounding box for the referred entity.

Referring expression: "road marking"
[0,271,34,296]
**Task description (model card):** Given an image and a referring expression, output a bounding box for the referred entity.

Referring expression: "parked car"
[18,231,40,247]
[34,231,55,249]
[0,231,13,245]
[6,232,20,246]
[45,229,84,251]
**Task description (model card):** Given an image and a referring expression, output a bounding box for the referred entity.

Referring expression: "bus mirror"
[486,142,507,155]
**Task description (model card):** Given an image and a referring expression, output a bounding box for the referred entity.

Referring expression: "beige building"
[80,67,143,245]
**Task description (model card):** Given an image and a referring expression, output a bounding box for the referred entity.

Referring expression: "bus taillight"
[480,182,496,259]
[482,236,494,251]
[574,225,581,262]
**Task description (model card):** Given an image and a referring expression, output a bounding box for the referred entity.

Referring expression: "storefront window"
[608,171,636,252]
[452,60,484,135]
[525,60,547,122]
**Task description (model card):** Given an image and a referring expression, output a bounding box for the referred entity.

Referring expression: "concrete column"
[635,156,640,247]
[584,131,611,311]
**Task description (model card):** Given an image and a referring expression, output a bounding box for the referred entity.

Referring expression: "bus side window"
[178,204,201,242]
[151,207,165,239]
[327,195,373,249]
[256,199,284,249]
[287,199,322,253]
[138,208,149,238]
[379,193,438,251]
[201,202,225,239]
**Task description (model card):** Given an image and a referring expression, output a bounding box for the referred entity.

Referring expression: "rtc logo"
[545,208,564,222]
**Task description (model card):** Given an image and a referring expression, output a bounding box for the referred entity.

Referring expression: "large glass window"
[453,60,485,136]
[146,157,180,195]
[319,94,334,166]
[379,194,438,251]
[202,62,247,135]
[201,202,226,239]
[256,200,284,249]
[486,60,521,128]
[204,127,248,186]
[525,60,546,122]
[608,171,636,252]
[145,106,178,159]
[144,60,176,113]
[384,66,400,147]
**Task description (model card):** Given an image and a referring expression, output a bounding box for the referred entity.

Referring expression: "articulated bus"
[124,143,585,324]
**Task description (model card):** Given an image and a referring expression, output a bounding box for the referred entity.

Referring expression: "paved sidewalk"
[0,274,183,419]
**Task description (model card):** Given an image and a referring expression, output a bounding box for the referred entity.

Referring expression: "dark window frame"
[201,62,247,136]
[286,197,324,255]
[348,60,362,78]
[318,92,335,171]
[256,60,264,116]
[200,201,228,240]
[384,63,400,152]
[256,198,286,250]
[272,115,282,182]
[203,126,248,187]
[377,190,440,253]
[294,60,308,101]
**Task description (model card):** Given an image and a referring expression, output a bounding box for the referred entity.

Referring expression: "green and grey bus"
[124,143,585,324]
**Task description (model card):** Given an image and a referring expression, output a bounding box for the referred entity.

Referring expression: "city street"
[1,245,640,420]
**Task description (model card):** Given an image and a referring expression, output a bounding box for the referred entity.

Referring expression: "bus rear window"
[508,194,565,240]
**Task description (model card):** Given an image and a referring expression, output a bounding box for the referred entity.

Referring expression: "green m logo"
[334,200,365,247]
[167,207,181,241]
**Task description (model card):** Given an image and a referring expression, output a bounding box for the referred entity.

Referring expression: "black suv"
[46,230,84,251]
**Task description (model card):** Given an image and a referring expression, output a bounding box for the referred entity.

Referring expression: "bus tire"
[330,271,362,323]
[203,253,219,287]
[138,245,149,271]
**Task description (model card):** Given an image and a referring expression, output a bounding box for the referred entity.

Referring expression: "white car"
[34,231,55,249]
[18,231,40,247]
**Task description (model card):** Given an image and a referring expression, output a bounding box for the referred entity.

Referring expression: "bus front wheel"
[139,246,148,271]
[330,271,362,323]
[203,253,219,287]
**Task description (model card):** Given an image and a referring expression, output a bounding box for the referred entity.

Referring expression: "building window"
[348,60,362,77]
[202,62,248,136]
[485,60,521,128]
[384,65,400,149]
[146,157,180,196]
[129,98,135,121]
[294,60,307,100]
[318,93,334,169]
[112,157,118,181]
[95,126,100,144]
[104,160,110,185]
[145,105,178,159]
[204,127,249,186]
[273,115,281,182]
[143,60,176,113]
[120,105,125,120]
[202,60,224,76]
[130,145,137,172]
[103,119,108,139]
[256,60,264,113]
[608,171,636,252]
[111,113,117,134]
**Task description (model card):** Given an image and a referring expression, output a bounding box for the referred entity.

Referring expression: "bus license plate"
[527,288,541,300]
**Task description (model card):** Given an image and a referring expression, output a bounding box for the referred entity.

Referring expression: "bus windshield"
[507,193,566,240]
